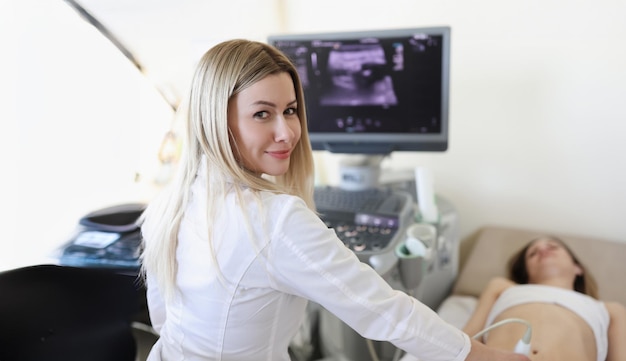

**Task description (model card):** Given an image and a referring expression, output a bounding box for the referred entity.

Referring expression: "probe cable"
[472,317,532,356]
[366,317,532,360]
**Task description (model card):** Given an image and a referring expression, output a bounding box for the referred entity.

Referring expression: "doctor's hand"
[465,339,531,361]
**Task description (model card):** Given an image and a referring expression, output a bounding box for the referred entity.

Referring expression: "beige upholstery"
[452,226,626,305]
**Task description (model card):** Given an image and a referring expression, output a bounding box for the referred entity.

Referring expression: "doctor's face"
[228,72,301,176]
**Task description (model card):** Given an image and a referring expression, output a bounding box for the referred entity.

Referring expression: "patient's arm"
[462,277,514,338]
[606,301,626,361]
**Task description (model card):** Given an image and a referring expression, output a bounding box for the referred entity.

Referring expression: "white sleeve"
[145,273,165,334]
[266,197,471,361]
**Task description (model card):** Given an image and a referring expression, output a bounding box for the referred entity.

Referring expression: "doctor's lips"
[266,149,291,159]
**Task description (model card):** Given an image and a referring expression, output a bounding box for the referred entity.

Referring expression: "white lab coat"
[143,167,470,361]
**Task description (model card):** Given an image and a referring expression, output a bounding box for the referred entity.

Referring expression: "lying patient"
[462,236,626,361]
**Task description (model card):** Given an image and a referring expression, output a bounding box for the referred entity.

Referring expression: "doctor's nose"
[274,118,297,143]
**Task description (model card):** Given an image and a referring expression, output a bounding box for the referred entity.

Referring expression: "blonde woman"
[140,39,529,361]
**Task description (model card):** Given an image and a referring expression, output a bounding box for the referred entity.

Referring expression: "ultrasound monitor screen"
[268,27,450,154]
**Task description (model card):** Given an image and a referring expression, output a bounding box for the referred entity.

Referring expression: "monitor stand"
[337,154,385,191]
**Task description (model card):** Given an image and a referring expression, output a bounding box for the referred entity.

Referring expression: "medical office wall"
[2,0,625,270]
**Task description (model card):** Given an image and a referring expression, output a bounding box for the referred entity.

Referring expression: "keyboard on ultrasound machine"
[314,186,412,253]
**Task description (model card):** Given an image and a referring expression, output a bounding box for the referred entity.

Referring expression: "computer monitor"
[268,26,451,156]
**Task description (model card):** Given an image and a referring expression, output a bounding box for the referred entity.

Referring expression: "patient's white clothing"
[486,284,609,361]
[142,164,470,361]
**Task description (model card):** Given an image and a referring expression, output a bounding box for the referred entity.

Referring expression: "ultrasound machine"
[269,26,460,361]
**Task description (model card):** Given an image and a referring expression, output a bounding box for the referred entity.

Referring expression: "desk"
[57,229,142,272]
[54,202,145,272]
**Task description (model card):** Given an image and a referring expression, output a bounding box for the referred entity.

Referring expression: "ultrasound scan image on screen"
[322,43,397,107]
[269,27,450,154]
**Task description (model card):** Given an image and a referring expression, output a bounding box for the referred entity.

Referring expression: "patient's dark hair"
[507,236,598,299]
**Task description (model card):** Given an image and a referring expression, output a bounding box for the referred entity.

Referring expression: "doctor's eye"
[254,110,270,119]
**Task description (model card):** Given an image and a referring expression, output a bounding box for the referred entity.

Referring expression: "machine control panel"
[314,186,414,254]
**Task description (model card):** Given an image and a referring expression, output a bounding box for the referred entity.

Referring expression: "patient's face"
[524,238,582,285]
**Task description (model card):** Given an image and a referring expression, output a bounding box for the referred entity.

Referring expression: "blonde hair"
[140,39,315,298]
